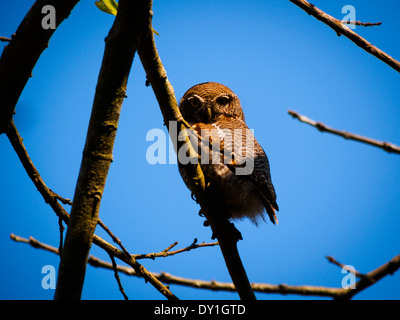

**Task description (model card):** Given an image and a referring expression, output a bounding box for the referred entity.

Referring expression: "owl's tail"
[263,198,279,225]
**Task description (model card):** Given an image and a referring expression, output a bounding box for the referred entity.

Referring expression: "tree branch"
[108,253,129,300]
[0,36,12,42]
[12,234,400,299]
[334,254,400,300]
[132,239,219,260]
[137,17,206,197]
[7,118,177,299]
[288,110,400,155]
[198,197,257,300]
[0,0,80,134]
[343,21,382,27]
[97,219,131,258]
[289,0,400,73]
[326,255,370,281]
[54,0,178,300]
[6,119,71,224]
[137,6,256,300]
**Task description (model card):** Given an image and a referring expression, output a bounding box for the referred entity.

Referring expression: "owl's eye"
[189,97,200,108]
[216,96,230,106]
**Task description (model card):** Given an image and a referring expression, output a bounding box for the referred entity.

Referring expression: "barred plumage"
[178,82,278,225]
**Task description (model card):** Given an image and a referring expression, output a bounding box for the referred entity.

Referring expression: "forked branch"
[54,0,177,300]
[289,0,400,73]
[137,5,256,300]
[7,107,176,300]
[11,234,400,299]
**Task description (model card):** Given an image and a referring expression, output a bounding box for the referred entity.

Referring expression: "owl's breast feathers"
[187,119,279,225]
[178,82,278,225]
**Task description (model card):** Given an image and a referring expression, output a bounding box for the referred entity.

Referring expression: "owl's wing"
[188,119,279,224]
[250,153,279,224]
[214,118,279,224]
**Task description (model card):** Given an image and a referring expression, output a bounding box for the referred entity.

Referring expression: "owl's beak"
[206,107,213,122]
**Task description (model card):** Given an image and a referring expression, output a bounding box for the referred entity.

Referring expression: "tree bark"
[0,0,80,134]
[54,0,151,300]
[138,18,256,301]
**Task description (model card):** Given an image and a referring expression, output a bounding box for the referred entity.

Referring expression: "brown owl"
[178,82,279,225]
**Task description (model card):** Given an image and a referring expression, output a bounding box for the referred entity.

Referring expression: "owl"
[178,82,279,225]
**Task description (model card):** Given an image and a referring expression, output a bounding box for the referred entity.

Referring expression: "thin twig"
[11,234,400,299]
[51,191,73,205]
[108,253,129,300]
[99,219,219,260]
[58,218,64,256]
[289,0,400,73]
[163,242,179,252]
[335,254,400,300]
[326,255,370,280]
[343,21,382,27]
[288,110,400,155]
[6,120,71,224]
[7,120,177,300]
[97,219,131,258]
[0,36,12,42]
[133,239,219,260]
[10,234,60,253]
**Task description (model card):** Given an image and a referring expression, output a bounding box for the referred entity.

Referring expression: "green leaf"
[94,0,159,36]
[95,0,118,16]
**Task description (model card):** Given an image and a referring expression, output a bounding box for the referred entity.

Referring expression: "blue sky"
[1,0,399,300]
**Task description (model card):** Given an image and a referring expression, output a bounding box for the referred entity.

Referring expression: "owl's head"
[179,82,244,124]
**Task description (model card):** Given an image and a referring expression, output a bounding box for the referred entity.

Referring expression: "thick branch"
[289,0,400,73]
[0,0,80,133]
[54,0,177,300]
[288,110,400,155]
[197,193,257,300]
[137,23,206,196]
[137,11,255,300]
[7,120,176,299]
